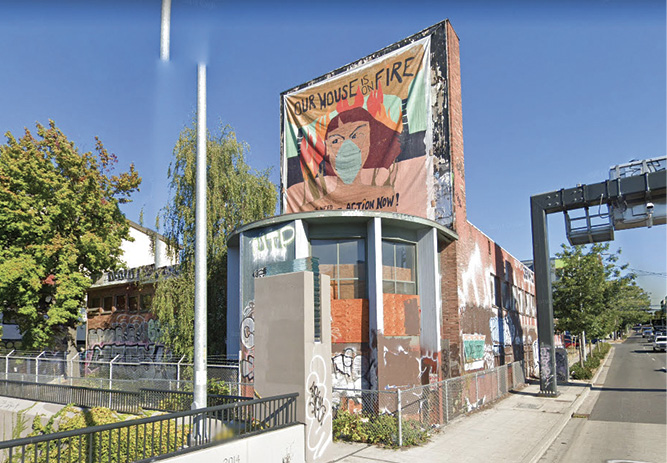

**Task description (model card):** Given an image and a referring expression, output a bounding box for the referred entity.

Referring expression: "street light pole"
[193,63,207,412]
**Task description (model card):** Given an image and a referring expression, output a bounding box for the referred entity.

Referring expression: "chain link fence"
[0,350,246,394]
[333,360,526,446]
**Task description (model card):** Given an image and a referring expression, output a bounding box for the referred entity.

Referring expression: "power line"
[626,268,667,278]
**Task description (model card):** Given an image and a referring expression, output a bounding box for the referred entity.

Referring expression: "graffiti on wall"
[539,343,554,388]
[531,339,539,374]
[249,225,295,262]
[239,222,297,388]
[462,334,494,371]
[305,355,331,461]
[489,315,519,348]
[331,347,370,390]
[240,300,255,382]
[462,334,485,370]
[88,313,164,362]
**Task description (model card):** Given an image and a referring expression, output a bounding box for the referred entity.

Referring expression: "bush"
[332,410,428,448]
[592,342,610,360]
[570,363,592,380]
[18,405,190,463]
[207,379,232,396]
[584,356,600,370]
[333,410,369,443]
[570,343,610,380]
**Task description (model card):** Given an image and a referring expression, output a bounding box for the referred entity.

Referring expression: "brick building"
[227,20,538,390]
[85,220,177,362]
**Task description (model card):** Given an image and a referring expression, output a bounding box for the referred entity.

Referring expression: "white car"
[653,335,667,352]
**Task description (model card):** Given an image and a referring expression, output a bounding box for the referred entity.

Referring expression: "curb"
[525,344,614,463]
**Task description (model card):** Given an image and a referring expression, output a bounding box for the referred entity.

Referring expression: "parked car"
[652,335,667,352]
[564,333,579,348]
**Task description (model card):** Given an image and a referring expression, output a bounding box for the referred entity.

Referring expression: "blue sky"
[1,0,665,306]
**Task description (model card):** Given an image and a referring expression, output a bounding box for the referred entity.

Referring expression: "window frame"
[310,238,367,300]
[381,239,418,295]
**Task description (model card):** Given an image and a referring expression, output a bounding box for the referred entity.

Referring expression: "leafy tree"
[0,121,140,349]
[607,274,651,330]
[553,244,610,341]
[152,122,276,358]
[553,243,651,349]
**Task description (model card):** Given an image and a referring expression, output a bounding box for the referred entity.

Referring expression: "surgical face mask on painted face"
[334,139,362,184]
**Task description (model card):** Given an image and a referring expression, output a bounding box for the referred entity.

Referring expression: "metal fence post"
[475,372,479,405]
[109,354,120,392]
[177,355,185,384]
[35,351,45,383]
[67,351,77,380]
[397,389,402,447]
[444,380,449,423]
[5,350,14,379]
[498,366,502,397]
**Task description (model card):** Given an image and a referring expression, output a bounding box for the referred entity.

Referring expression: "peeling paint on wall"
[379,336,421,389]
[458,244,483,311]
[489,315,519,347]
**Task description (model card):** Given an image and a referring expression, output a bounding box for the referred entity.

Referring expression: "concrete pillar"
[417,227,442,381]
[254,271,332,463]
[366,218,383,390]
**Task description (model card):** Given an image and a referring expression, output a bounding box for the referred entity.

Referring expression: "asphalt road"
[539,334,667,463]
[590,334,666,425]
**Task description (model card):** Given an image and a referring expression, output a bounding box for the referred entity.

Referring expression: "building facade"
[85,221,177,362]
[227,21,539,390]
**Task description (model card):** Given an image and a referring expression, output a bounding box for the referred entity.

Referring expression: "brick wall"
[439,21,537,379]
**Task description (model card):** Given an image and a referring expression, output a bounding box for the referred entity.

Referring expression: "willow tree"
[152,123,276,358]
[0,121,141,349]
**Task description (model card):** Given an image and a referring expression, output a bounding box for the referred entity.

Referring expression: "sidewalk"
[327,347,614,463]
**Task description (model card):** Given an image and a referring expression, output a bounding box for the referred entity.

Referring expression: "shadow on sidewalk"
[590,386,666,393]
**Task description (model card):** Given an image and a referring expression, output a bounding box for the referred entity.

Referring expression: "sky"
[0,0,665,306]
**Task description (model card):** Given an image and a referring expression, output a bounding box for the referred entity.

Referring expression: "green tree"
[152,123,276,358]
[606,267,652,331]
[553,244,610,342]
[0,121,141,349]
[553,243,651,349]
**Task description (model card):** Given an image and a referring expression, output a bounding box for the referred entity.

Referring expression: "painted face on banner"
[326,121,371,184]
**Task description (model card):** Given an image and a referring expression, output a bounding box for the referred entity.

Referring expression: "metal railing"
[0,392,298,463]
[0,379,250,414]
[0,350,240,392]
[139,388,249,412]
[333,360,526,446]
